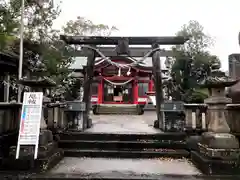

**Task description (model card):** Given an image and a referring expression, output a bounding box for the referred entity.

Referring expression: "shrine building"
[69,47,171,114]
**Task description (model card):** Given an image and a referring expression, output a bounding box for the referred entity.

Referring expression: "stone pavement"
[50,157,201,176]
[86,111,161,134]
[50,112,202,177]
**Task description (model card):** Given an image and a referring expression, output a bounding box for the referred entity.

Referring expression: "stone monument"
[191,63,240,175]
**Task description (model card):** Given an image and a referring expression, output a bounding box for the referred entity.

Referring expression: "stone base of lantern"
[200,132,239,152]
[198,143,239,159]
[1,130,63,172]
[191,151,240,175]
[191,132,240,175]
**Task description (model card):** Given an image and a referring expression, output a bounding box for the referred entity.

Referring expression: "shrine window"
[91,82,98,95]
[138,82,148,96]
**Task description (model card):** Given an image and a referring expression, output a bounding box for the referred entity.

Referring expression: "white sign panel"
[16,92,43,159]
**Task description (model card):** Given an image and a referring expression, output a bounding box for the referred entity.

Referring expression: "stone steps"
[58,132,189,159]
[59,132,187,141]
[93,104,144,115]
[59,140,186,150]
[63,149,189,158]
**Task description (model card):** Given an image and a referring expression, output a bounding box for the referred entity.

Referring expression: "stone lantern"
[191,63,240,174]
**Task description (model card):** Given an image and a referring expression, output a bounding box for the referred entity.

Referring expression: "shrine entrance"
[103,80,133,104]
[113,86,122,97]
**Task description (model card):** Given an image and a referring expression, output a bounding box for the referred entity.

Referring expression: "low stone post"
[47,105,54,128]
[160,101,185,132]
[65,101,86,131]
[58,103,67,129]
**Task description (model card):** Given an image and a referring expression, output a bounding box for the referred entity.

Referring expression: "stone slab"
[50,157,201,175]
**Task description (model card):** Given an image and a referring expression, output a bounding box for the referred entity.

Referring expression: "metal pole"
[17,0,25,102]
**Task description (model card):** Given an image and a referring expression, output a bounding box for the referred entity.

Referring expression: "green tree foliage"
[62,16,118,36]
[169,20,221,102]
[0,0,117,99]
[0,0,19,50]
[61,17,118,100]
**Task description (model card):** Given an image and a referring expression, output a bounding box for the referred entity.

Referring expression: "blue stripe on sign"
[21,106,26,120]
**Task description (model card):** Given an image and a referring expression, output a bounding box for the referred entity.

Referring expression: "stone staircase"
[93,104,144,115]
[58,132,189,159]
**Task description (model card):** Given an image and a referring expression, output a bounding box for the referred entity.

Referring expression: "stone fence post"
[65,101,86,131]
[184,104,208,132]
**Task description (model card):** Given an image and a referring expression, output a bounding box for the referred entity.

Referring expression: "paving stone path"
[51,157,201,176]
[50,112,202,177]
[86,111,161,134]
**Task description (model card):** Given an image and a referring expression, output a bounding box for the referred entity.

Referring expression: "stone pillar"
[199,105,208,130]
[151,45,164,129]
[53,106,59,127]
[47,107,54,128]
[184,104,197,130]
[58,104,66,129]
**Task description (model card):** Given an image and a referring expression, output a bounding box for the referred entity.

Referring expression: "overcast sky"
[53,0,240,71]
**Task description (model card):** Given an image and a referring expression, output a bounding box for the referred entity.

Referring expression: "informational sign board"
[16,92,43,159]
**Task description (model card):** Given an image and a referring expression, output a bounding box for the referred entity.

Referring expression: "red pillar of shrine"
[98,78,103,104]
[134,79,138,104]
[149,79,153,91]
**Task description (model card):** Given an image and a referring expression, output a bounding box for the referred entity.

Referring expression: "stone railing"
[45,102,67,130]
[184,104,208,132]
[226,104,240,135]
[0,103,22,134]
[184,103,240,135]
[0,102,22,157]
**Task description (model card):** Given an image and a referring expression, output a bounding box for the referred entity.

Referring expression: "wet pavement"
[86,111,161,134]
[50,157,201,176]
